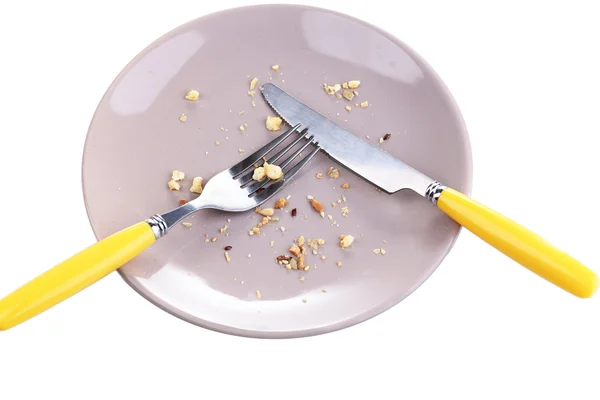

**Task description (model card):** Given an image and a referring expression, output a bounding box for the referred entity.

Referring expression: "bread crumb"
[340,235,354,248]
[215,141,220,146]
[360,101,369,108]
[211,237,217,242]
[379,137,384,144]
[256,290,262,299]
[289,245,301,257]
[327,167,340,179]
[168,180,181,191]
[190,177,203,194]
[300,276,305,281]
[172,170,185,181]
[310,198,325,218]
[256,208,275,217]
[373,248,381,255]
[322,289,327,293]
[225,251,231,263]
[323,83,342,95]
[182,222,192,228]
[345,105,352,112]
[219,225,229,233]
[179,114,187,122]
[342,90,354,101]
[239,125,246,131]
[341,183,350,189]
[250,77,259,90]
[348,80,360,89]
[266,116,283,131]
[270,240,275,247]
[274,198,288,209]
[316,172,323,179]
[336,93,342,99]
[272,65,279,72]
[185,89,199,101]
[341,206,350,217]
[321,255,326,260]
[280,226,286,232]
[342,82,349,89]
[337,261,343,267]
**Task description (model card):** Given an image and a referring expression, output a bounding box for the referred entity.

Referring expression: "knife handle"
[0,221,156,331]
[432,185,598,298]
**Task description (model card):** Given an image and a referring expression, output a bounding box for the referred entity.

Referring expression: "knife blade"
[260,83,433,196]
[260,82,599,299]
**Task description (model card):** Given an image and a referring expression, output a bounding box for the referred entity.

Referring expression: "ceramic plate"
[82,4,472,338]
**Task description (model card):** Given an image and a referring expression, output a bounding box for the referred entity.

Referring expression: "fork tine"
[244,135,316,194]
[252,145,322,202]
[229,123,301,178]
[238,128,309,187]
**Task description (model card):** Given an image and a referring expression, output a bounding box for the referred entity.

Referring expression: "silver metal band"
[425,181,447,206]
[145,214,168,239]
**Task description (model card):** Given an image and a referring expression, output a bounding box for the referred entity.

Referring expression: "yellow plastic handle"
[0,221,155,331]
[437,188,598,298]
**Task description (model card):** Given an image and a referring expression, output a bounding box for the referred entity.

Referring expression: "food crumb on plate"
[383,133,391,141]
[271,64,279,72]
[239,125,246,131]
[211,237,218,242]
[348,80,361,89]
[337,261,343,267]
[190,177,203,194]
[224,251,231,263]
[340,235,354,248]
[345,105,352,112]
[302,298,307,303]
[185,89,199,101]
[256,290,262,299]
[316,172,323,179]
[250,77,259,90]
[179,114,187,122]
[274,198,288,209]
[360,101,369,108]
[310,198,325,218]
[265,116,283,131]
[327,167,340,179]
[168,180,181,191]
[341,183,350,189]
[172,170,185,182]
[182,222,192,228]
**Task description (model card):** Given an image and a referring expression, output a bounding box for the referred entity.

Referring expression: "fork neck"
[145,198,209,239]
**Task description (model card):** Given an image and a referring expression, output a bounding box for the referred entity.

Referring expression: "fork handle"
[431,185,598,298]
[0,221,156,331]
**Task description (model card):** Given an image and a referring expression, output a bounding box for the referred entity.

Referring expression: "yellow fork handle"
[0,221,155,331]
[437,188,598,298]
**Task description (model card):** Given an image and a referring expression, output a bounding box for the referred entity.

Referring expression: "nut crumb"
[168,180,181,191]
[250,77,259,90]
[179,114,187,122]
[225,251,231,263]
[256,290,262,299]
[274,198,288,209]
[383,133,392,141]
[256,208,275,217]
[341,183,350,189]
[327,167,340,179]
[182,222,192,228]
[303,265,310,271]
[185,89,199,101]
[323,83,342,95]
[316,172,323,179]
[266,116,283,131]
[348,80,360,89]
[190,177,203,194]
[291,208,297,217]
[224,245,232,251]
[360,101,369,108]
[340,235,354,248]
[310,198,325,218]
[342,82,349,89]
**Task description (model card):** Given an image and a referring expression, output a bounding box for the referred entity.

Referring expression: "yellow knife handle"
[429,184,598,298]
[0,221,156,331]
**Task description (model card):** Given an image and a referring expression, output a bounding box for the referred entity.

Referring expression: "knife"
[261,82,598,298]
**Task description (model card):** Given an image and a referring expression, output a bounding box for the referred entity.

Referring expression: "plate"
[82,4,472,338]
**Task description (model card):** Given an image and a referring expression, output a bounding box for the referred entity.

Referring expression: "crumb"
[373,248,381,255]
[297,254,305,270]
[270,240,275,247]
[348,80,360,89]
[205,238,209,243]
[381,249,386,255]
[179,114,187,122]
[190,177,203,194]
[238,111,246,116]
[302,298,307,303]
[316,172,323,179]
[272,65,279,72]
[280,226,286,232]
[274,198,288,209]
[342,90,354,101]
[179,199,188,206]
[248,90,255,97]
[337,261,343,267]
[250,77,259,90]
[345,105,352,112]
[220,126,225,131]
[300,276,305,281]
[248,254,252,258]
[239,125,246,131]
[342,82,349,89]
[185,89,199,101]
[310,198,325,218]
[336,93,342,99]
[306,195,314,200]
[252,166,266,182]
[327,167,340,179]
[168,180,181,191]
[266,116,283,131]
[172,170,185,182]
[271,217,280,222]
[379,137,384,144]
[360,101,369,108]
[211,237,217,242]
[291,208,297,217]
[252,100,256,107]
[289,245,301,257]
[224,245,232,251]
[225,251,231,263]
[264,162,283,180]
[182,222,192,228]
[215,141,220,146]
[321,255,326,260]
[340,235,354,248]
[322,289,327,293]
[323,83,342,95]
[220,225,229,233]
[383,133,391,141]
[304,265,310,271]
[341,183,350,189]
[256,208,275,217]
[256,290,262,300]
[341,206,350,217]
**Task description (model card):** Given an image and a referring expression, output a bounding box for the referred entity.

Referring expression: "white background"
[0,1,599,399]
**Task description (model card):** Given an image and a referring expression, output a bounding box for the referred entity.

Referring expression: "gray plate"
[82,4,472,338]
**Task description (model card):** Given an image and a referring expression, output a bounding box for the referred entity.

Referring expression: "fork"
[0,123,320,331]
